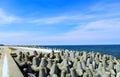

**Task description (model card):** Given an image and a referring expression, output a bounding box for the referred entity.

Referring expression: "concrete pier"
[0,47,24,77]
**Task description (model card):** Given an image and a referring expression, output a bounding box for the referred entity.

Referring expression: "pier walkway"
[0,47,23,77]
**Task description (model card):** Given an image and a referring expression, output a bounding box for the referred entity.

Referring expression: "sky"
[0,0,120,45]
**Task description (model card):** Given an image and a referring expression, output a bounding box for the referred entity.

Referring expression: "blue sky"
[0,0,120,45]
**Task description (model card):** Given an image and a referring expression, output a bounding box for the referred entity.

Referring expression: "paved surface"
[2,54,8,77]
[0,47,4,77]
[0,46,24,77]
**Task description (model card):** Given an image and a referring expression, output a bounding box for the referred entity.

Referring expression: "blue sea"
[39,45,120,59]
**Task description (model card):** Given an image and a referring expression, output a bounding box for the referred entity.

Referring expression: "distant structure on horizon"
[0,44,4,46]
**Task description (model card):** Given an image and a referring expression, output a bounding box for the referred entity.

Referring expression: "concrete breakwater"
[12,47,120,77]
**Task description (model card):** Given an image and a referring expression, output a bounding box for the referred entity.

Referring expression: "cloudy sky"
[0,0,120,45]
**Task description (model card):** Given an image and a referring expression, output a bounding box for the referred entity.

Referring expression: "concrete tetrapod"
[61,70,66,77]
[50,63,58,75]
[76,61,83,76]
[117,72,120,77]
[31,56,40,72]
[15,51,27,67]
[12,49,120,77]
[39,67,47,77]
[70,68,78,77]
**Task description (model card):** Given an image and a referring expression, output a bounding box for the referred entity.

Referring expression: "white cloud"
[0,2,120,45]
[0,32,36,45]
[60,18,120,41]
[28,15,96,25]
[30,16,69,24]
[1,17,120,45]
[90,2,120,12]
[0,8,21,24]
[26,2,120,27]
[31,18,120,44]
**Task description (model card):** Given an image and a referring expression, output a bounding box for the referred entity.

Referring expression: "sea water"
[39,45,120,59]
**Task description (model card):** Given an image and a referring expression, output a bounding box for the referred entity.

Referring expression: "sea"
[39,45,120,59]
